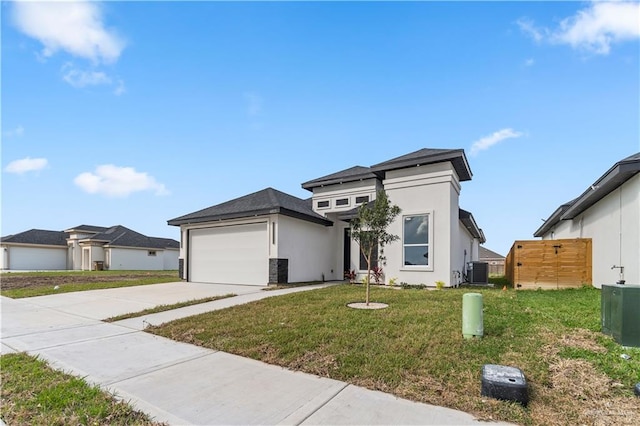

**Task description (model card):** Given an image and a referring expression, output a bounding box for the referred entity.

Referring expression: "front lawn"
[0,353,163,425]
[0,270,180,298]
[148,285,640,425]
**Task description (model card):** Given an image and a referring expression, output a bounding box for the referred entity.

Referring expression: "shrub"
[488,275,511,287]
[372,266,384,285]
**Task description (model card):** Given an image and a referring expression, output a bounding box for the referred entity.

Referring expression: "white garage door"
[189,222,269,285]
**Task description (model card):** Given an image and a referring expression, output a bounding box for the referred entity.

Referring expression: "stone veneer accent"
[178,258,184,280]
[269,258,288,284]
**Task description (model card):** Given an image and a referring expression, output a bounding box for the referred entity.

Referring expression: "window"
[335,198,349,206]
[355,195,369,204]
[272,222,276,244]
[403,214,429,266]
[148,250,157,256]
[358,232,378,270]
[317,200,329,208]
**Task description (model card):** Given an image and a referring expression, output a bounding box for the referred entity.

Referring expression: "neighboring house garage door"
[189,222,269,285]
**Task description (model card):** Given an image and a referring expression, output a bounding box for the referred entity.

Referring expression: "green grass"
[149,284,640,425]
[1,270,179,298]
[0,352,163,425]
[104,294,236,322]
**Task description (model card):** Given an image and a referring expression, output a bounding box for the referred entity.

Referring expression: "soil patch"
[0,272,176,291]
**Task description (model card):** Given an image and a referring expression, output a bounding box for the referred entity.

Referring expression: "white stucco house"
[534,152,639,288]
[0,224,179,271]
[168,148,485,287]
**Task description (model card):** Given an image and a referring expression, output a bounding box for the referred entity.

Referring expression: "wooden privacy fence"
[505,238,592,290]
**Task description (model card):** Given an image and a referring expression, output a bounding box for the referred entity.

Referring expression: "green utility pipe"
[462,293,484,339]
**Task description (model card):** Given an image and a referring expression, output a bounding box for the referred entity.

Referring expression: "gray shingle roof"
[1,229,68,246]
[168,187,333,227]
[534,152,640,238]
[301,166,379,190]
[302,148,473,192]
[479,246,504,259]
[149,237,180,249]
[371,148,473,181]
[64,225,109,233]
[2,226,178,250]
[83,225,179,249]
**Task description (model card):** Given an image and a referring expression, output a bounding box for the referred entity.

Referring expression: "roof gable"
[168,187,333,227]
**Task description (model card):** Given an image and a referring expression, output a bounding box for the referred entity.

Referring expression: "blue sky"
[2,1,639,256]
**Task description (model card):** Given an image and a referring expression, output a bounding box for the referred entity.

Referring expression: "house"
[168,148,485,287]
[479,246,505,276]
[0,225,179,271]
[534,152,639,288]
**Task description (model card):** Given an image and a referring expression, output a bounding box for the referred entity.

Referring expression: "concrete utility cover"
[347,302,389,310]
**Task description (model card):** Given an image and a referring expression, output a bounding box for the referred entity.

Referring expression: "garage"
[189,222,269,285]
[3,246,67,270]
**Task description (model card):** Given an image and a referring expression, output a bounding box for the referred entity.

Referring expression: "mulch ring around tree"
[347,302,389,310]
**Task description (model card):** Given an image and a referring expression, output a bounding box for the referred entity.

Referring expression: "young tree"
[350,190,401,305]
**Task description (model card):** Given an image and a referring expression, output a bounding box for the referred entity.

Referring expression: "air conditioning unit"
[468,262,489,285]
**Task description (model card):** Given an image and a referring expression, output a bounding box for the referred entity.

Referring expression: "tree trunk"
[365,247,372,306]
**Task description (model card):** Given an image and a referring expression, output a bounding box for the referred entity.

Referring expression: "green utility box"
[462,293,483,339]
[601,284,640,347]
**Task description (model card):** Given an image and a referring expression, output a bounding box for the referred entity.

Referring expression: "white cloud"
[553,1,640,55]
[244,92,263,116]
[4,157,48,174]
[517,18,545,43]
[62,64,111,88]
[518,1,640,55]
[11,0,125,64]
[4,125,25,138]
[524,58,535,67]
[74,164,169,197]
[114,79,126,96]
[470,128,524,156]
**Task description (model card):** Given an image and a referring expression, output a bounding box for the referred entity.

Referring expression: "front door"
[343,228,351,276]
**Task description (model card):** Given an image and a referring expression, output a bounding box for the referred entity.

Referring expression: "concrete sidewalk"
[1,282,511,425]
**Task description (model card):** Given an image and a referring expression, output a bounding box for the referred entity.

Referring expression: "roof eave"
[168,207,332,227]
[168,208,277,226]
[279,208,334,226]
[370,150,472,181]
[561,160,640,220]
[301,173,378,191]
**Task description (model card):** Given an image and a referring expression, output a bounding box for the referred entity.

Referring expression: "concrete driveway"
[1,282,511,425]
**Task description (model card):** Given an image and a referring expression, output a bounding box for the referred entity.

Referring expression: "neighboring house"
[534,152,639,288]
[1,225,179,271]
[168,148,485,287]
[479,246,505,276]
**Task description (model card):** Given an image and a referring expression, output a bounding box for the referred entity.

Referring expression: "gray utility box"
[481,364,528,406]
[601,284,640,347]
